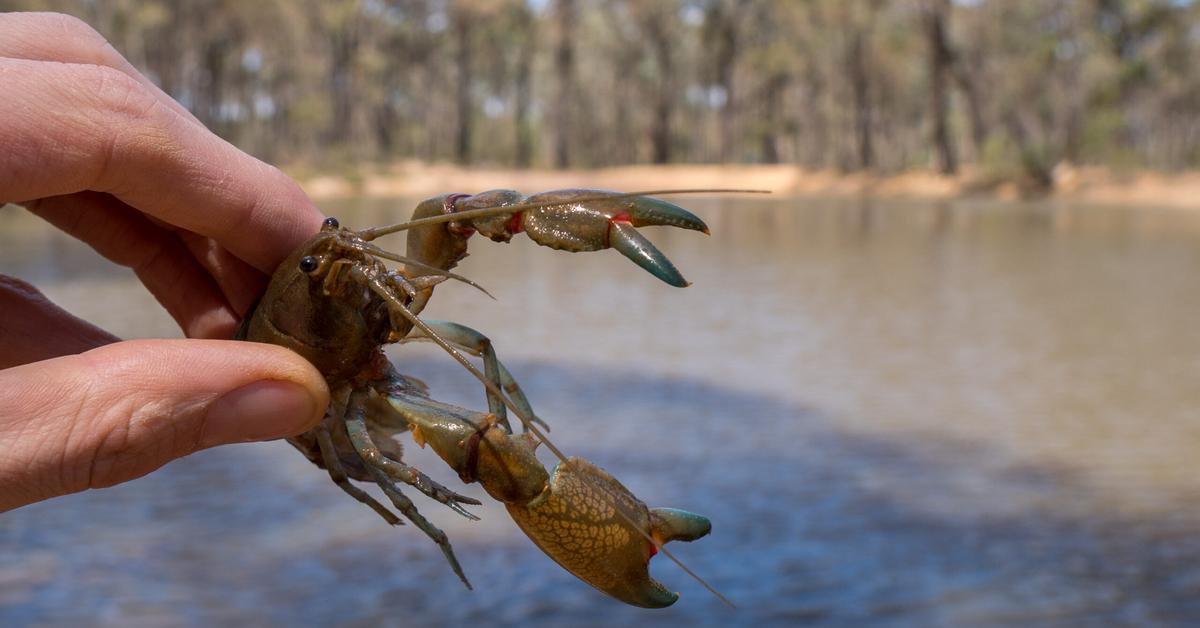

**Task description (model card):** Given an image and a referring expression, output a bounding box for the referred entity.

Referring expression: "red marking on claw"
[444,193,476,237]
[507,211,524,234]
[648,542,658,558]
[603,212,633,248]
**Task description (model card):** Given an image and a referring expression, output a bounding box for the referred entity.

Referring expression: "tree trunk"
[513,10,536,168]
[926,0,957,174]
[328,37,354,144]
[199,37,229,134]
[707,2,741,162]
[761,73,787,164]
[553,0,576,169]
[952,57,987,161]
[848,31,873,170]
[452,9,473,165]
[1004,110,1052,188]
[325,11,360,149]
[646,11,674,164]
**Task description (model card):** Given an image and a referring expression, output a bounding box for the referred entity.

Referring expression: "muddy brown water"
[2,196,1200,626]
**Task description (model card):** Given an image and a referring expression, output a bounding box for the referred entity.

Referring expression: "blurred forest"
[3,0,1199,181]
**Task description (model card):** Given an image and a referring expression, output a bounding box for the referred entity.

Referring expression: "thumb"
[0,339,329,511]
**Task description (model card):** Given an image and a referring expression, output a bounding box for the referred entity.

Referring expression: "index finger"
[0,57,323,273]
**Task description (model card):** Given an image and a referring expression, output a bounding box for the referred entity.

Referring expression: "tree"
[12,0,1198,173]
[552,0,577,168]
[923,0,957,174]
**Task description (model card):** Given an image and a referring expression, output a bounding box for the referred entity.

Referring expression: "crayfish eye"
[298,255,319,273]
[322,216,340,230]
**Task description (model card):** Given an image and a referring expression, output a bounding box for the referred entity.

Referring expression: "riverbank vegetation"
[4,0,1199,203]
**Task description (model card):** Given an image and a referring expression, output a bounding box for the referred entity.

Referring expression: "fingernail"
[203,380,320,448]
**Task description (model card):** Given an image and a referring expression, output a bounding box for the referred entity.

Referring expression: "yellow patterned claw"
[386,393,711,607]
[506,458,711,608]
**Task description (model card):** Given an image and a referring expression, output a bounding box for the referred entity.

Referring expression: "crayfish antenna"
[352,241,495,300]
[357,189,770,241]
[364,276,734,608]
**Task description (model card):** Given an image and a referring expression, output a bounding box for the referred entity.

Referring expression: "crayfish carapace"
[238,189,744,607]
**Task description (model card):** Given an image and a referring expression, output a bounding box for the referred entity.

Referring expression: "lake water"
[2,195,1200,626]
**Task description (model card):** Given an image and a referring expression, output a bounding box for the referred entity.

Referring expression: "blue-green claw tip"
[651,507,712,543]
[609,222,690,287]
[630,197,710,234]
[640,585,681,609]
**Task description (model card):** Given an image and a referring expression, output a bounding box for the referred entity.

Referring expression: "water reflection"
[2,197,1200,625]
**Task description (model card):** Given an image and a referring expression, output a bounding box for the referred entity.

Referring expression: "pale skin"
[0,12,331,511]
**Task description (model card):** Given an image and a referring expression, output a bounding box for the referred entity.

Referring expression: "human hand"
[0,12,329,511]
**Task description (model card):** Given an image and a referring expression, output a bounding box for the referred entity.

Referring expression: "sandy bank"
[295,161,1199,209]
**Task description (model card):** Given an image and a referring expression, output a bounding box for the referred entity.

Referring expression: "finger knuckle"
[83,409,134,489]
[74,66,171,190]
[47,12,105,41]
[15,13,140,88]
[85,65,158,122]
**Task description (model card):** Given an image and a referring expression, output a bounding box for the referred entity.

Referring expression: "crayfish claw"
[445,500,481,521]
[649,507,712,543]
[524,189,708,233]
[506,457,711,608]
[383,380,712,607]
[448,490,483,507]
[439,487,483,520]
[609,221,690,287]
[515,189,705,287]
[623,195,710,233]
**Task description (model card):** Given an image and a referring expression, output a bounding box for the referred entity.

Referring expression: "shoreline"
[294,161,1200,210]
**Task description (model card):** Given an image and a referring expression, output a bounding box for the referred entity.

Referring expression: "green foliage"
[5,0,1198,172]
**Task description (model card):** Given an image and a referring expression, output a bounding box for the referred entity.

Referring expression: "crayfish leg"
[343,391,481,520]
[314,423,401,526]
[402,319,550,434]
[342,389,477,589]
